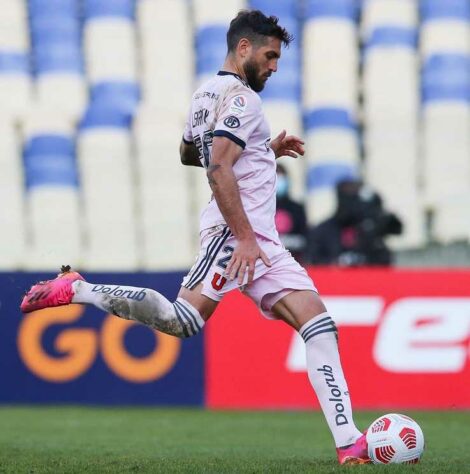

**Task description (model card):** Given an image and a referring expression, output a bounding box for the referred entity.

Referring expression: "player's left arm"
[270,129,305,159]
[180,140,203,167]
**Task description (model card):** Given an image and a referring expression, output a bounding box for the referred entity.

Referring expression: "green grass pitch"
[0,408,469,473]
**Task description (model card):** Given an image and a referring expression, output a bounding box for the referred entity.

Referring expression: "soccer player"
[21,10,370,464]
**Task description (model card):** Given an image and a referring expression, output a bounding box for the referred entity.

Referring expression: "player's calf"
[73,280,205,338]
[21,267,205,339]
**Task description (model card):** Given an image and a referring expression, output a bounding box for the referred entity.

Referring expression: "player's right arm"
[208,136,271,285]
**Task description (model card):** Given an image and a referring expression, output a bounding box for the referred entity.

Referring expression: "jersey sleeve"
[213,92,262,150]
[182,108,193,144]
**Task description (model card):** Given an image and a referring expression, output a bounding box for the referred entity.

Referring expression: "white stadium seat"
[36,74,87,121]
[193,0,246,28]
[423,103,470,206]
[361,0,418,36]
[421,21,470,58]
[78,107,139,270]
[84,19,137,83]
[0,119,25,269]
[138,0,192,115]
[303,19,358,112]
[0,1,31,120]
[363,48,419,124]
[134,105,194,270]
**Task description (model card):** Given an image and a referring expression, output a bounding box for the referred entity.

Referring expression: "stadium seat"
[0,0,31,119]
[84,18,139,116]
[421,53,470,231]
[0,119,25,269]
[304,107,360,225]
[22,110,82,270]
[361,0,418,35]
[78,106,139,270]
[30,3,86,120]
[303,17,358,112]
[83,0,134,20]
[137,0,192,115]
[134,106,194,270]
[421,0,470,58]
[423,102,470,206]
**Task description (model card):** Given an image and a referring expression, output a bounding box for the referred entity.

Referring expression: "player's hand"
[225,238,272,286]
[270,130,305,159]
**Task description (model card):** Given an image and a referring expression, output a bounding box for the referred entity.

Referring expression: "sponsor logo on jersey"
[224,116,241,129]
[229,95,247,116]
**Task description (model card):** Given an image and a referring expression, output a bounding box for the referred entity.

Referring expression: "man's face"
[242,37,281,92]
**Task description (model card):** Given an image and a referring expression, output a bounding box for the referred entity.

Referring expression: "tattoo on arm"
[207,164,221,187]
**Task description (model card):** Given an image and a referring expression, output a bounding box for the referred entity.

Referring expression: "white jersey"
[183,71,280,243]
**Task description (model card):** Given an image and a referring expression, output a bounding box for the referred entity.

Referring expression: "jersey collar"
[217,70,250,88]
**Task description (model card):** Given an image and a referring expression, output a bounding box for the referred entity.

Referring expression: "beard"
[243,59,268,92]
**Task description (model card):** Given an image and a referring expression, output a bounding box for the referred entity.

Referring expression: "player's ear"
[237,38,251,58]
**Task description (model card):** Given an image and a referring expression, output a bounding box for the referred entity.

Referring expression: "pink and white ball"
[366,413,425,464]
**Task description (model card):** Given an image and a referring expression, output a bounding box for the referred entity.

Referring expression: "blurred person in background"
[275,163,308,264]
[21,10,371,465]
[308,179,403,266]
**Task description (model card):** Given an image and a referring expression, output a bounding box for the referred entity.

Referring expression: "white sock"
[300,312,362,447]
[71,280,204,338]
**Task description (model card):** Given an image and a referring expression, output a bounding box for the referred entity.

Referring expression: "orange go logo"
[17,305,181,383]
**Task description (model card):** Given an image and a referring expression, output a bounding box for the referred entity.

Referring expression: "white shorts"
[182,225,317,319]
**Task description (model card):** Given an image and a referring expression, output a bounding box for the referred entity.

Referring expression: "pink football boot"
[20,265,84,313]
[336,433,371,465]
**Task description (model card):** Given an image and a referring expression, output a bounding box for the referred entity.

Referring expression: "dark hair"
[227,10,293,52]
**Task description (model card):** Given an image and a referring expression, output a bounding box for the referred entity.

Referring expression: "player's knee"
[171,299,205,338]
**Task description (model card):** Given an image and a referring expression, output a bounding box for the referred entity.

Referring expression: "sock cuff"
[299,312,337,343]
[173,298,205,337]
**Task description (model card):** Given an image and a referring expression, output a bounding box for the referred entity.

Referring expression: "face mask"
[276,175,288,198]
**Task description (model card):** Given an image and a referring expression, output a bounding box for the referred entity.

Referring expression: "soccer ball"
[366,413,425,464]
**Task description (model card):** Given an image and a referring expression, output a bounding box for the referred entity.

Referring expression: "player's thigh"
[178,283,219,322]
[271,290,327,331]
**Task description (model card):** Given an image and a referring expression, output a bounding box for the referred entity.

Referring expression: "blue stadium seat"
[84,0,135,20]
[23,135,78,189]
[307,162,358,191]
[365,27,418,51]
[305,0,358,21]
[29,0,79,18]
[0,52,29,73]
[422,54,470,103]
[34,43,83,74]
[79,105,132,130]
[304,107,358,132]
[249,0,299,19]
[196,26,227,76]
[90,81,140,115]
[421,0,470,21]
[30,17,81,45]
